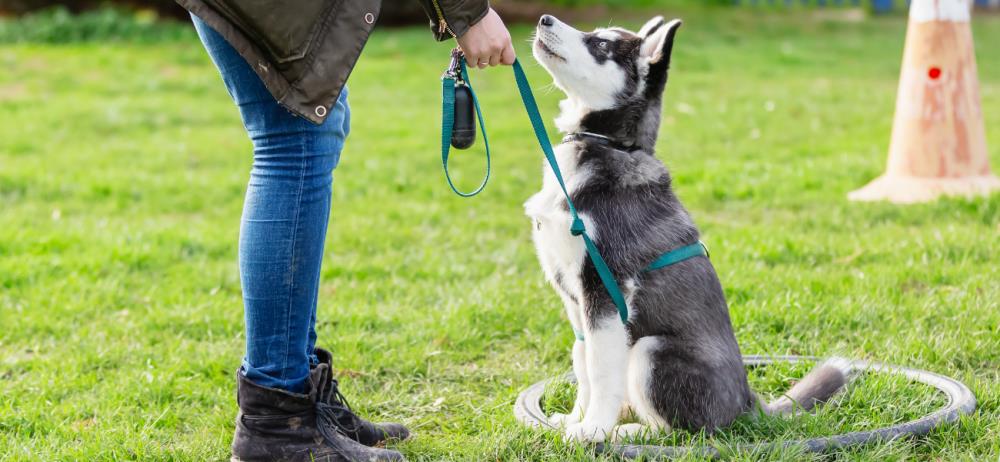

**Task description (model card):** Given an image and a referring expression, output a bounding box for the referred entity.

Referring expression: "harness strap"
[644,241,709,272]
[571,241,708,342]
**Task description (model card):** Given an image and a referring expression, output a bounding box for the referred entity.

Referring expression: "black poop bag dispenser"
[445,48,476,150]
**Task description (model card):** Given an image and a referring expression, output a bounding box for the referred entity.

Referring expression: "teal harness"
[441,55,709,340]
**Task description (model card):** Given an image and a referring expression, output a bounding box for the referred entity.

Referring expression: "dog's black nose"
[539,15,554,27]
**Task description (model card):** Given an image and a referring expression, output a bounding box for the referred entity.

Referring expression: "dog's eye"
[597,40,609,50]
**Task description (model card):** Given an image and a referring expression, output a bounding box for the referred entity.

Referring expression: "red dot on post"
[928,67,942,80]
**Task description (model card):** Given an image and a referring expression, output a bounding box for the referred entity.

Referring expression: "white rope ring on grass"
[513,355,977,459]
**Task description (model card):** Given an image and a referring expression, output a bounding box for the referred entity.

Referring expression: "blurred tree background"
[0,0,737,23]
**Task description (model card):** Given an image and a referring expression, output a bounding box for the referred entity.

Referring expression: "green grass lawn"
[2,7,999,461]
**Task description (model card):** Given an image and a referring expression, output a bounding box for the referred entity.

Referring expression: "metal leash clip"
[442,47,465,82]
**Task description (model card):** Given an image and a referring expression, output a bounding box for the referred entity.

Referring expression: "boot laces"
[329,378,352,410]
[315,401,346,444]
[318,378,364,436]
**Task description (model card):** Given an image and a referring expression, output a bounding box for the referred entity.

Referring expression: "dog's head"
[533,15,682,150]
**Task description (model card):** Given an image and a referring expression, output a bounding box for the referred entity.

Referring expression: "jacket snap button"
[364,12,375,24]
[315,105,327,117]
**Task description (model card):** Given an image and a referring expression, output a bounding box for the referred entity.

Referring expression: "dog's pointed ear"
[640,18,681,66]
[640,19,682,97]
[637,16,666,38]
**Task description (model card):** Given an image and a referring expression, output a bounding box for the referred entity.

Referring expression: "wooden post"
[848,0,1000,203]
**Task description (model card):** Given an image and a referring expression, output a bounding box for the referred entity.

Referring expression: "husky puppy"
[525,15,849,443]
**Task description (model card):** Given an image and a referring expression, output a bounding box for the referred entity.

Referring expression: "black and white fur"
[526,15,850,443]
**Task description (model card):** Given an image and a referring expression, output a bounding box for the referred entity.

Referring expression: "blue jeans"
[192,15,349,393]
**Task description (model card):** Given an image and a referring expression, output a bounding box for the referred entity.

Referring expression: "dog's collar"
[562,131,638,151]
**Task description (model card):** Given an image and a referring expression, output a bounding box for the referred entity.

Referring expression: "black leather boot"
[230,370,405,462]
[312,348,411,446]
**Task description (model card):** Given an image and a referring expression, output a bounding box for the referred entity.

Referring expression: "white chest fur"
[524,143,594,326]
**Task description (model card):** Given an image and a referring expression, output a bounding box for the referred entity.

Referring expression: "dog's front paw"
[564,421,613,443]
[549,412,581,427]
[610,423,649,443]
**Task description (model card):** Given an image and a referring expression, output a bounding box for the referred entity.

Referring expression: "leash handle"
[511,60,631,324]
[441,56,491,197]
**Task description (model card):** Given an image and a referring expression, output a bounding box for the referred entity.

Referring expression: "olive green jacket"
[175,0,488,124]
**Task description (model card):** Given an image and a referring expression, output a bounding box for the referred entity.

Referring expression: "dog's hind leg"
[613,336,670,442]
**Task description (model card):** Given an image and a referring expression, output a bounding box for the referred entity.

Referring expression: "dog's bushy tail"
[762,357,853,416]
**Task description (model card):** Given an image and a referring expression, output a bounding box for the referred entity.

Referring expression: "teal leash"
[510,59,632,325]
[441,56,709,338]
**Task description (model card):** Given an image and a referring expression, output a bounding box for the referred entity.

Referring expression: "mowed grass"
[1,8,999,461]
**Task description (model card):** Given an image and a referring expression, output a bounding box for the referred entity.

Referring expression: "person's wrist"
[454,3,491,39]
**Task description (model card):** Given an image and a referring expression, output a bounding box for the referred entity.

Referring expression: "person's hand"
[456,8,516,69]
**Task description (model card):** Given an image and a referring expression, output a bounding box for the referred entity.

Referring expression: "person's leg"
[305,98,348,368]
[191,15,348,393]
[193,16,408,461]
